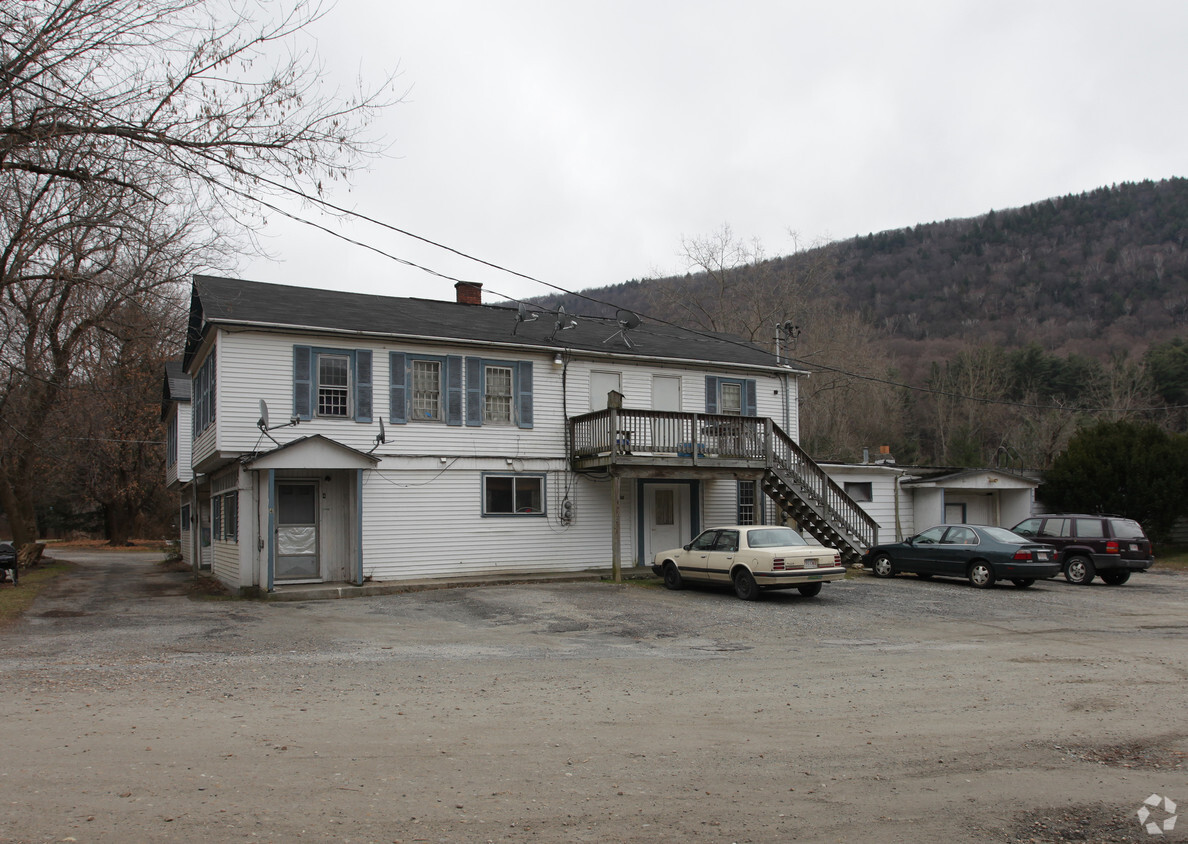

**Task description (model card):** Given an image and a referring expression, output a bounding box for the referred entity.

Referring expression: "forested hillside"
[533,178,1188,468]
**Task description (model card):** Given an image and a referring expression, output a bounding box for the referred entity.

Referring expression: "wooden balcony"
[568,408,769,475]
[569,407,879,563]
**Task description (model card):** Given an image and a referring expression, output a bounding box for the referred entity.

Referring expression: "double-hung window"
[317,354,351,417]
[293,346,372,423]
[411,359,443,421]
[704,376,757,416]
[483,474,545,516]
[720,382,742,415]
[737,481,757,524]
[483,365,514,425]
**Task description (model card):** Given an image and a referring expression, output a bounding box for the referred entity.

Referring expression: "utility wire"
[209,174,1186,417]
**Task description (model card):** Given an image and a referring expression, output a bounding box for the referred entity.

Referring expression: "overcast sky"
[236,1,1188,307]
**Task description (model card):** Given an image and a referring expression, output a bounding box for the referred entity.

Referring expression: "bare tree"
[0,0,394,552]
[648,224,834,343]
[0,0,392,228]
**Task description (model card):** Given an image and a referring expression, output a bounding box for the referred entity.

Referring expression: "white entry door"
[276,482,320,581]
[644,484,689,563]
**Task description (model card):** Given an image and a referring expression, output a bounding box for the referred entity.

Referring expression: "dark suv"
[1010,514,1154,585]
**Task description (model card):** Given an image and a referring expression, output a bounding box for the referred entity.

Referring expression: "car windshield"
[980,526,1029,544]
[1109,519,1146,539]
[746,527,807,548]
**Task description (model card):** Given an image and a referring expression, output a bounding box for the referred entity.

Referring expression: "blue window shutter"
[293,346,312,420]
[466,357,483,426]
[517,361,534,429]
[744,379,757,416]
[705,376,719,414]
[389,352,407,424]
[446,355,463,426]
[354,350,372,423]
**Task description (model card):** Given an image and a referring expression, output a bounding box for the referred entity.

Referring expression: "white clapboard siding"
[819,465,909,544]
[360,468,635,579]
[212,540,238,584]
[216,330,564,458]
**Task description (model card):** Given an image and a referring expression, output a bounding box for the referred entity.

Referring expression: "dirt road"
[1,551,1185,843]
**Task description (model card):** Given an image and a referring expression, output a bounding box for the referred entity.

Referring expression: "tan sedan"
[652,525,844,601]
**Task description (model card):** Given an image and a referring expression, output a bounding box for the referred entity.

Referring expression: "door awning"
[245,435,379,471]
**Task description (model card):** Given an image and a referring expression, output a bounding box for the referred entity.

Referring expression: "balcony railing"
[569,407,878,552]
[569,408,768,463]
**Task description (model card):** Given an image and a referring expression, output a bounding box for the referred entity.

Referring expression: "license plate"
[803,558,818,569]
[1036,551,1049,561]
[1130,543,1139,551]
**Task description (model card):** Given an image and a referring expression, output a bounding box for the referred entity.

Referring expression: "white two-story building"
[165,275,877,595]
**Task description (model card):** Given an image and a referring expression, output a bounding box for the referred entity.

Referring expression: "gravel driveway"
[1,551,1186,843]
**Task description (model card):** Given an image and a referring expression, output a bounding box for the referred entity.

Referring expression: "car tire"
[1011,579,1035,588]
[871,553,895,578]
[968,561,996,588]
[797,582,823,597]
[1101,570,1131,586]
[662,562,683,590]
[1064,555,1095,585]
[733,569,761,601]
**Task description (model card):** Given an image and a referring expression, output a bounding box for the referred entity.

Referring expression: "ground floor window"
[180,504,191,531]
[737,481,757,525]
[213,491,238,541]
[483,474,545,516]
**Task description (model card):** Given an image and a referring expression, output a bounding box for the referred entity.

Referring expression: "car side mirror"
[682,544,691,551]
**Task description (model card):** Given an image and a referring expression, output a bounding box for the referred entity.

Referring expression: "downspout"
[190,480,200,580]
[356,469,365,585]
[267,469,276,592]
[894,471,903,542]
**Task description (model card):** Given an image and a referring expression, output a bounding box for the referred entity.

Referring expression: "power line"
[202,168,1187,417]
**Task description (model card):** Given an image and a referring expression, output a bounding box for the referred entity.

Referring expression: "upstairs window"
[317,354,351,417]
[720,382,742,415]
[192,354,216,438]
[166,416,178,467]
[293,346,372,423]
[411,359,443,421]
[704,376,756,416]
[483,365,514,424]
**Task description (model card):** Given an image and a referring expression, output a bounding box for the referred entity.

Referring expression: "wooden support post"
[611,472,622,583]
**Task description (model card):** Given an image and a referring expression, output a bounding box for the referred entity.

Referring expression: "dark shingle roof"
[188,275,787,370]
[161,358,191,419]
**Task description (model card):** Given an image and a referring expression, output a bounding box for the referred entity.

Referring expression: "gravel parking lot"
[1,551,1186,843]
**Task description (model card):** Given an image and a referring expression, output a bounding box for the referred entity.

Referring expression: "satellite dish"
[604,309,641,348]
[549,306,578,340]
[513,302,539,335]
[258,399,270,430]
[369,418,387,453]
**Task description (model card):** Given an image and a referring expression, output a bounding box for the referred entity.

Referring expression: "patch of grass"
[1154,544,1188,572]
[0,561,76,626]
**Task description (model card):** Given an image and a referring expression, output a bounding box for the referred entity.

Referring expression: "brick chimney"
[455,281,482,305]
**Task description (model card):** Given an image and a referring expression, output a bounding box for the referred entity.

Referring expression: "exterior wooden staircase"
[763,422,877,565]
[569,408,878,565]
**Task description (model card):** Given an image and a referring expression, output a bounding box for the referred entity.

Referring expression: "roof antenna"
[512,302,539,335]
[257,399,298,447]
[368,418,386,454]
[549,306,578,341]
[603,309,641,349]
